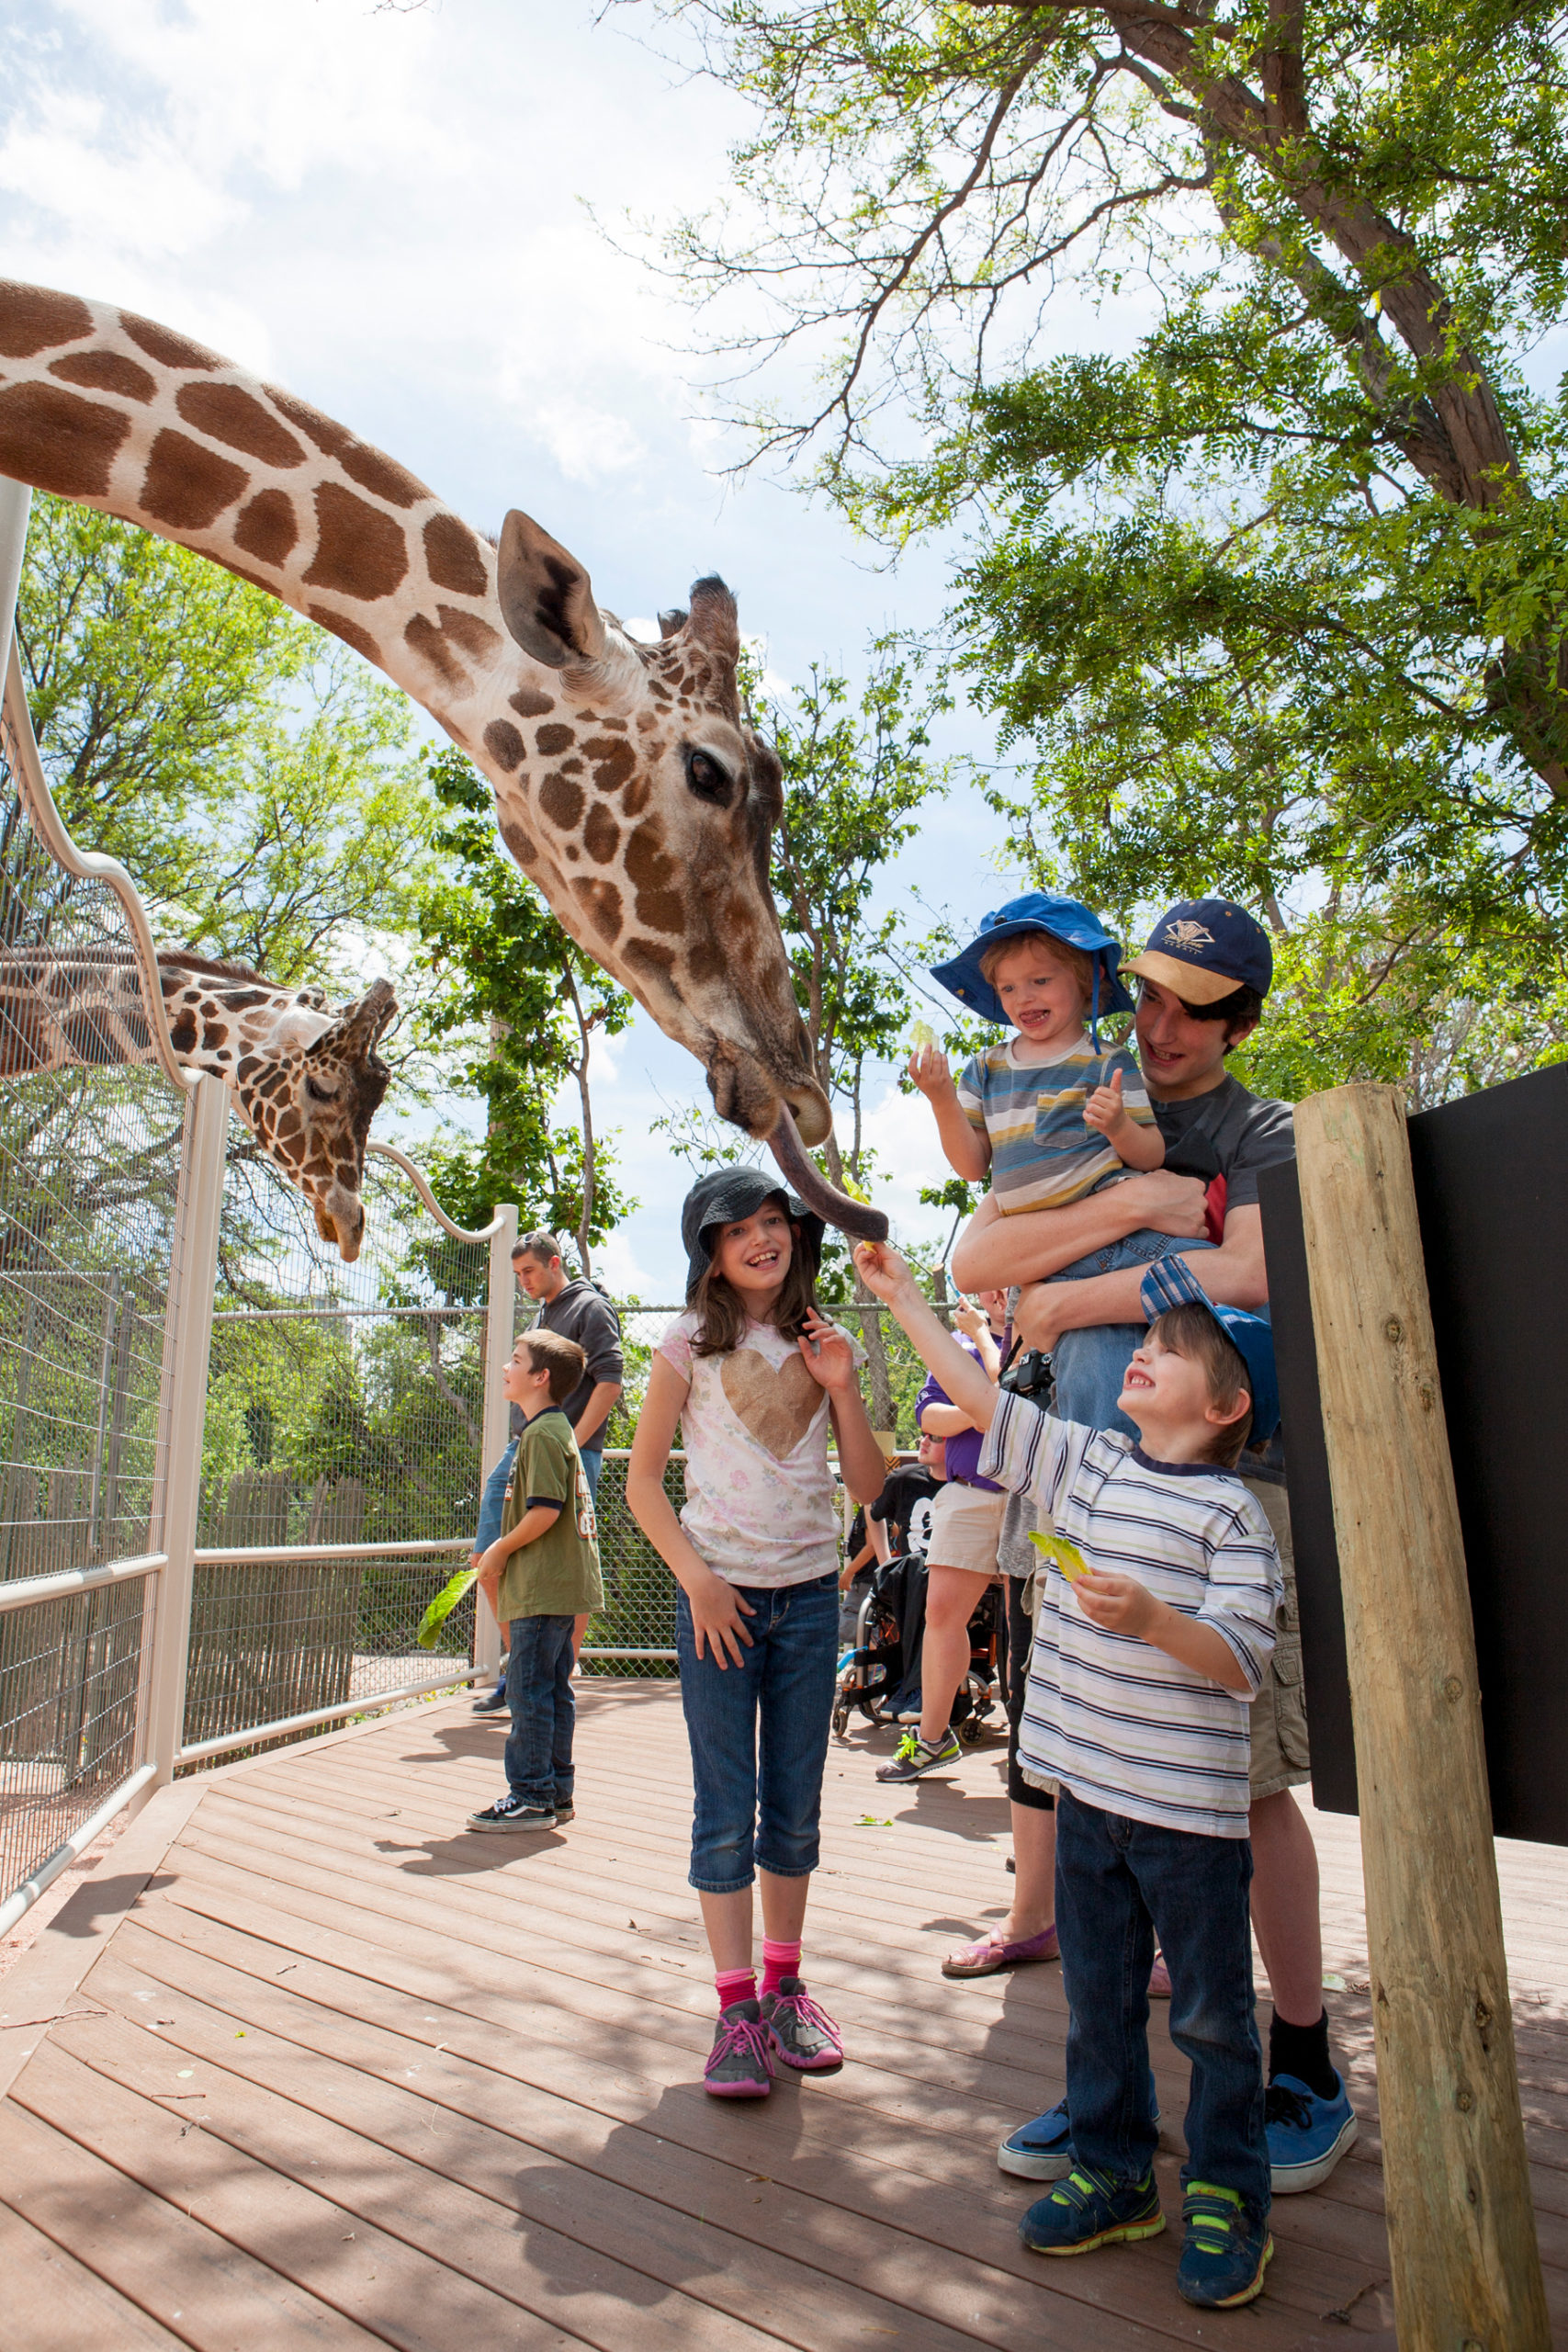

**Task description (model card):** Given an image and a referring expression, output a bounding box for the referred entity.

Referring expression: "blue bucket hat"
[930,892,1134,1037]
[1139,1256,1280,1447]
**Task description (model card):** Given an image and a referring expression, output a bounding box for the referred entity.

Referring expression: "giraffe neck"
[0,949,328,1083]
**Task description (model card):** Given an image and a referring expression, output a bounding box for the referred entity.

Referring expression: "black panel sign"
[1257,1062,1568,1848]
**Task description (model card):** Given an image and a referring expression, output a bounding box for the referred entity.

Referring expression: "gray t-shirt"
[1152,1073,1293,1210]
[512,1278,625,1442]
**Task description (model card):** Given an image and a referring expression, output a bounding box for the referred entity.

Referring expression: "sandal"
[942,1923,1059,1979]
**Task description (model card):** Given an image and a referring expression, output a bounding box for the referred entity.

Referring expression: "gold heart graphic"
[720,1348,823,1460]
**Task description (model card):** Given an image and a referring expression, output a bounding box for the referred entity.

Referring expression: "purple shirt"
[917,1338,1001,1491]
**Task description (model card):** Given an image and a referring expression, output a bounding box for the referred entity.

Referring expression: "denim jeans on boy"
[675,1569,839,1893]
[1049,1234,1217,1437]
[503,1612,578,1811]
[1054,1785,1269,2221]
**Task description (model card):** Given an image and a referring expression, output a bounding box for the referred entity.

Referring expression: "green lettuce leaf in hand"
[417,1565,478,1650]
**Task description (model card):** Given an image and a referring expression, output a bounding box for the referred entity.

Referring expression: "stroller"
[831,1550,1003,1741]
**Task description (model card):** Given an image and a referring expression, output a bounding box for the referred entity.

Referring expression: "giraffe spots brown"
[499,815,540,867]
[483,719,525,770]
[540,771,585,831]
[565,842,581,862]
[585,736,636,794]
[49,350,155,402]
[572,876,623,944]
[404,613,469,691]
[0,382,129,498]
[265,387,425,505]
[625,938,678,991]
[510,686,555,719]
[307,604,381,664]
[304,482,407,600]
[169,1019,198,1056]
[622,774,651,818]
[208,551,275,594]
[626,820,684,933]
[121,311,219,370]
[437,605,502,661]
[0,286,93,357]
[536,723,573,756]
[175,381,305,467]
[424,513,489,596]
[234,488,299,567]
[141,428,247,530]
[688,936,726,984]
[583,803,620,865]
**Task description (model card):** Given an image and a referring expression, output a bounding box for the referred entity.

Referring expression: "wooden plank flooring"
[3,1679,1567,2349]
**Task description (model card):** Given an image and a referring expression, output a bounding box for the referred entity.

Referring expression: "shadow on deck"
[2,1679,1566,2349]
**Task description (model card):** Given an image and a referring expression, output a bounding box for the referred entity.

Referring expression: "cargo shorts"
[1240,1475,1312,1800]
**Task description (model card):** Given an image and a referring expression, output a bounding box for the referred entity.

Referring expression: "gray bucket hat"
[681,1168,825,1300]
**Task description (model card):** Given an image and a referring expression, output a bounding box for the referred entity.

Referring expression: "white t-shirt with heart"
[657,1310,864,1588]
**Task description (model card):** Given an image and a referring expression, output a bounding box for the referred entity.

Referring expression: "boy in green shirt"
[468,1329,604,1833]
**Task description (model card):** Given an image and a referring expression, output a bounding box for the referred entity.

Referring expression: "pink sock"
[715,1966,757,2012]
[761,1938,802,1998]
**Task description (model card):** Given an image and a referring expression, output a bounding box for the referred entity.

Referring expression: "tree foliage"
[413,745,637,1264]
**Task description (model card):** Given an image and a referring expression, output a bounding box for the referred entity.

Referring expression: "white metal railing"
[0,476,518,1915]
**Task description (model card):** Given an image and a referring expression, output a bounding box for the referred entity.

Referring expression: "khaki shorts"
[926,1481,1007,1576]
[1241,1476,1312,1801]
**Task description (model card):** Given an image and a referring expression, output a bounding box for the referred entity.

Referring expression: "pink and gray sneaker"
[760,1977,844,2074]
[705,1997,774,2098]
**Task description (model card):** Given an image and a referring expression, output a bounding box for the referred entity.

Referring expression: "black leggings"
[1004,1571,1054,1812]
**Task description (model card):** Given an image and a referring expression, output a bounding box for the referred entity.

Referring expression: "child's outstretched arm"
[852,1243,999,1432]
[908,1044,990,1183]
[1084,1069,1166,1170]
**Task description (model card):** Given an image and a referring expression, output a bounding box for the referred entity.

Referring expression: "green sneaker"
[875,1727,962,1782]
[1177,2182,1273,2308]
[1019,2165,1165,2257]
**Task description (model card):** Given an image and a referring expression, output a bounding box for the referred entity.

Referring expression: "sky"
[0,0,1074,1296]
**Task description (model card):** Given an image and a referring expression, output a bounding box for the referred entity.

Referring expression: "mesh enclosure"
[190,1142,494,1753]
[0,650,185,1905]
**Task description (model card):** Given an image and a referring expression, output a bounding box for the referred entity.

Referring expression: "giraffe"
[0,279,886,1241]
[0,944,395,1261]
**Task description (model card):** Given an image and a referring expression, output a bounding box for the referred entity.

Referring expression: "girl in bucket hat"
[626,1169,886,2100]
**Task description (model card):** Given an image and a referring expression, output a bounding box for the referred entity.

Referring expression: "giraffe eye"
[685,747,733,807]
[304,1076,336,1104]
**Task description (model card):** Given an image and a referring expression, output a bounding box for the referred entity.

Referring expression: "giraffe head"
[482,514,832,1148]
[162,956,396,1260]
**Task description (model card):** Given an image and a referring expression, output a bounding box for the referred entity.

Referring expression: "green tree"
[640,0,1568,1086]
[17,497,437,988]
[413,745,637,1266]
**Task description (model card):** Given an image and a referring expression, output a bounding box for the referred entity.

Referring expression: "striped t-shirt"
[956,1036,1157,1213]
[980,1392,1281,1838]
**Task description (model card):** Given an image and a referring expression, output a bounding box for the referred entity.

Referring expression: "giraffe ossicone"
[0,277,887,1240]
[0,944,394,1261]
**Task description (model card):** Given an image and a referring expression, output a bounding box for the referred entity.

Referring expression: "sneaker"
[875,1727,962,1782]
[760,1978,843,2073]
[551,1799,575,1825]
[1266,2071,1358,2193]
[998,2083,1160,2180]
[466,1794,555,1832]
[1020,2165,1165,2256]
[1177,2182,1272,2307]
[705,1998,773,2098]
[471,1683,509,1715]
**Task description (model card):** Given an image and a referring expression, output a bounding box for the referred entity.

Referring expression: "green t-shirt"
[496,1408,604,1620]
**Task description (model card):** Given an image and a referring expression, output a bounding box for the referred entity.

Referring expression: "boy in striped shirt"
[853,1242,1281,2313]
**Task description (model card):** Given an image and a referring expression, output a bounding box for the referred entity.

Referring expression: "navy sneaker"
[1020,2165,1165,2256]
[998,2081,1160,2180]
[467,1792,555,1832]
[1266,2070,1358,2193]
[1176,2182,1273,2308]
[472,1682,509,1715]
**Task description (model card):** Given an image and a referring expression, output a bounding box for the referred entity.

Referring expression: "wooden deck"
[3,1679,1567,2351]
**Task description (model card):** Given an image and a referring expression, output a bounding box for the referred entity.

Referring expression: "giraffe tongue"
[767,1105,890,1244]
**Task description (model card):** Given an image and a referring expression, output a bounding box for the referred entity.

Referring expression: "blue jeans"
[676,1569,839,1893]
[1055,1787,1269,2222]
[475,1440,604,1554]
[1049,1235,1216,1437]
[503,1612,578,1809]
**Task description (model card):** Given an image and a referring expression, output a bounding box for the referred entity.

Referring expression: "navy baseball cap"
[1122,899,1273,1008]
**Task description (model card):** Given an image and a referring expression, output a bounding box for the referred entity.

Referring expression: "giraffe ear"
[687,575,739,664]
[496,510,609,670]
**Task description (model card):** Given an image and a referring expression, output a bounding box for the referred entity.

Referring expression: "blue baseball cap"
[930,892,1134,1032]
[1139,1256,1280,1446]
[1122,899,1273,1007]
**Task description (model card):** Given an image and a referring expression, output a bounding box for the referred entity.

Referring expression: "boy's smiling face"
[990,937,1089,1057]
[1119,1329,1250,1463]
[502,1342,551,1409]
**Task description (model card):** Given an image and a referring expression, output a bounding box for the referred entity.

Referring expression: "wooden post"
[1294,1083,1548,2349]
